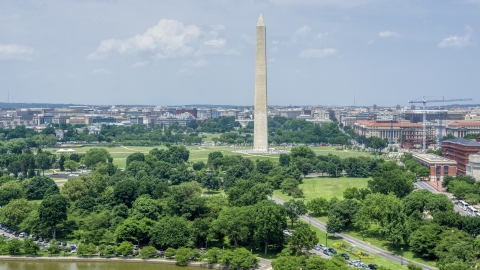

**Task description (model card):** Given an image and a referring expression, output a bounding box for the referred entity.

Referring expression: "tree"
[114,217,153,244]
[149,216,193,249]
[289,223,318,254]
[175,247,194,266]
[272,255,304,270]
[117,241,133,256]
[252,200,286,255]
[114,179,138,207]
[210,206,252,247]
[0,198,33,230]
[279,154,291,167]
[228,248,258,269]
[0,180,24,206]
[76,243,97,256]
[38,194,67,239]
[59,155,66,171]
[35,153,52,176]
[126,152,145,166]
[60,177,88,202]
[47,239,60,255]
[26,176,56,200]
[131,194,161,220]
[307,197,329,216]
[257,160,274,174]
[326,215,343,235]
[368,169,415,198]
[328,199,362,229]
[290,146,316,159]
[284,199,308,228]
[23,238,39,255]
[409,223,443,258]
[140,245,158,259]
[64,160,79,172]
[83,148,111,168]
[7,238,22,255]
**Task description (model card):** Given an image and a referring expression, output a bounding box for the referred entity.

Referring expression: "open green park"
[44,144,416,269]
[47,144,372,169]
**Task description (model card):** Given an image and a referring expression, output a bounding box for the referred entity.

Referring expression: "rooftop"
[444,137,480,146]
[356,120,421,127]
[412,153,457,164]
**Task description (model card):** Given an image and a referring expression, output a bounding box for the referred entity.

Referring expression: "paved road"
[415,181,468,216]
[271,197,437,270]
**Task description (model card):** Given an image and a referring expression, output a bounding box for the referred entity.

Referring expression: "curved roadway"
[271,197,437,270]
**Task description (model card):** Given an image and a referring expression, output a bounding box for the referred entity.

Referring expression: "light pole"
[401,247,404,265]
[325,232,328,247]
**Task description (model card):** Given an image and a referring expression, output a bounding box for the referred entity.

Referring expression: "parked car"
[19,233,24,238]
[313,245,321,251]
[318,244,327,250]
[133,245,139,250]
[368,264,378,269]
[323,249,332,256]
[38,238,43,243]
[328,248,337,254]
[199,248,207,253]
[340,253,350,260]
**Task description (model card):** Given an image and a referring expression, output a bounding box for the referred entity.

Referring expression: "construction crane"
[407,96,472,152]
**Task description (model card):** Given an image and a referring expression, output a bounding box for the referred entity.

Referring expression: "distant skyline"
[0,0,479,106]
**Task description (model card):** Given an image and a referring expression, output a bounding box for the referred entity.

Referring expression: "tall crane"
[407,96,472,152]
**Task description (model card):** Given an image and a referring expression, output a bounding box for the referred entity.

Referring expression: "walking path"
[271,197,437,270]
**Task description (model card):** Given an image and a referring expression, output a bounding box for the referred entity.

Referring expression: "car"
[318,244,327,250]
[340,253,350,260]
[38,238,43,243]
[199,248,207,253]
[313,245,321,251]
[323,249,332,256]
[368,264,378,269]
[62,242,67,246]
[70,249,76,253]
[133,245,139,250]
[328,248,337,254]
[19,233,24,238]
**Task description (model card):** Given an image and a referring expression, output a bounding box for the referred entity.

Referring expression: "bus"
[467,206,478,217]
[458,200,469,211]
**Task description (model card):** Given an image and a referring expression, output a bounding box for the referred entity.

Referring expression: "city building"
[445,121,480,138]
[354,120,434,149]
[466,152,480,180]
[412,153,457,182]
[443,138,480,174]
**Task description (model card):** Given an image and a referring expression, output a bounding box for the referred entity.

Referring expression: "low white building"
[466,152,480,180]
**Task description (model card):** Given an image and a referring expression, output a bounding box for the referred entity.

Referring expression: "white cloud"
[438,25,473,48]
[299,48,336,58]
[132,61,149,68]
[88,19,202,60]
[89,19,237,60]
[241,34,255,44]
[92,68,112,75]
[0,44,37,61]
[185,59,209,68]
[378,31,401,38]
[291,25,311,43]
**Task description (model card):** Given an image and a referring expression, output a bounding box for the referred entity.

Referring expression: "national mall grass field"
[47,144,371,169]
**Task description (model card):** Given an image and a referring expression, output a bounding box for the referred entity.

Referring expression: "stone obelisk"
[254,14,268,152]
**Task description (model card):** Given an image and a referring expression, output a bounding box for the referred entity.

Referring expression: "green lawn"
[47,144,372,169]
[346,225,437,267]
[304,223,408,269]
[273,176,370,202]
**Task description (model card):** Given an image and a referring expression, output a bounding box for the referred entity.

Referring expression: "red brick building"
[443,138,480,174]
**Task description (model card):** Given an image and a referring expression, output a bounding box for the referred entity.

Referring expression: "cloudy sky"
[1,0,479,106]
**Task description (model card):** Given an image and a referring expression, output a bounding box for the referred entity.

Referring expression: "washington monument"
[254,14,268,152]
